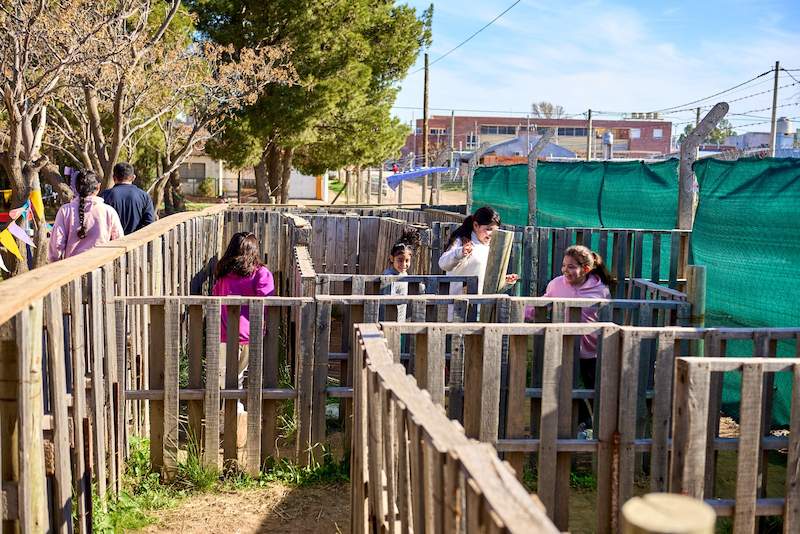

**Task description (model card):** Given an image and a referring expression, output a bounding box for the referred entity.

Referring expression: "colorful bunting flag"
[7,221,34,247]
[0,229,23,261]
[0,253,7,273]
[29,189,44,220]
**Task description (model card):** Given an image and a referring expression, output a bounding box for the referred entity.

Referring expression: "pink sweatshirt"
[48,196,124,262]
[527,274,611,359]
[212,266,275,344]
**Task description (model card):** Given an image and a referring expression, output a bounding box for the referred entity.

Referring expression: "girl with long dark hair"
[212,232,275,448]
[438,206,518,295]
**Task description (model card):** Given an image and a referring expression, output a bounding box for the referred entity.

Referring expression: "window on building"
[480,125,516,135]
[630,128,641,139]
[536,126,549,135]
[430,127,447,136]
[415,127,422,135]
[178,162,206,181]
[653,128,663,139]
[466,133,478,149]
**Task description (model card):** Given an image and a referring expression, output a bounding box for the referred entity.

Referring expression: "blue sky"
[393,0,800,135]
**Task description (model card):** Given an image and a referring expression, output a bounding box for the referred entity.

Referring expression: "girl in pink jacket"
[48,170,124,262]
[527,245,613,431]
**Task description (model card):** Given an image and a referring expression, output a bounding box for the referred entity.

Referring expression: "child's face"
[473,222,498,244]
[391,251,412,273]
[562,254,590,285]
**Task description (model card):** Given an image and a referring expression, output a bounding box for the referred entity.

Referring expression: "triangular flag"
[1,190,10,203]
[0,229,23,261]
[7,221,34,247]
[0,252,7,272]
[8,206,24,220]
[29,189,44,220]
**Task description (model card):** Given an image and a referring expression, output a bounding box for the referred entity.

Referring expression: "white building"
[180,150,328,201]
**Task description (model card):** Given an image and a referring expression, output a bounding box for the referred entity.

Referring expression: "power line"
[409,0,522,75]
[649,69,774,113]
[782,68,800,85]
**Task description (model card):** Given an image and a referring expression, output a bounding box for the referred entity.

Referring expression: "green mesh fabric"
[474,157,800,426]
[692,157,800,425]
[472,160,679,228]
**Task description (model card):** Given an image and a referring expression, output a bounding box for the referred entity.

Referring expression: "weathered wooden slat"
[222,305,240,465]
[245,301,265,475]
[785,363,800,529]
[69,280,89,532]
[505,333,528,480]
[17,300,48,532]
[44,291,72,533]
[202,304,221,470]
[90,270,109,501]
[162,301,180,480]
[187,305,204,449]
[734,361,764,533]
[670,358,711,498]
[650,331,676,492]
[537,327,563,521]
[261,307,281,463]
[295,301,316,465]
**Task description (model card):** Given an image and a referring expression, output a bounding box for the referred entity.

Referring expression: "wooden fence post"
[677,102,728,230]
[481,229,514,321]
[16,301,48,532]
[527,128,555,226]
[686,265,706,356]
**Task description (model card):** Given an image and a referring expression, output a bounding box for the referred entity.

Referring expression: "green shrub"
[197,177,216,197]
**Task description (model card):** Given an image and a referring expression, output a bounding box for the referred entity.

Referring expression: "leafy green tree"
[189,0,431,202]
[678,118,737,145]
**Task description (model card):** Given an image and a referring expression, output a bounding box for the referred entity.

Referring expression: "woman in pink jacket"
[48,170,124,262]
[528,245,613,432]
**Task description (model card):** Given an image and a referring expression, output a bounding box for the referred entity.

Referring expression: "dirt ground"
[139,482,350,534]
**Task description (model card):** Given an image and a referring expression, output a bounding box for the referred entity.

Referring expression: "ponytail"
[390,227,421,258]
[446,206,501,250]
[74,170,100,240]
[589,251,614,286]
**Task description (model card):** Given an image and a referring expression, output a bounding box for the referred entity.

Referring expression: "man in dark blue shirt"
[100,162,155,235]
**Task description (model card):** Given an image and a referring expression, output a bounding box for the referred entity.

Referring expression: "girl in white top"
[438,206,518,296]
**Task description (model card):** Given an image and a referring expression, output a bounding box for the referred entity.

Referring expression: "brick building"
[402,114,672,161]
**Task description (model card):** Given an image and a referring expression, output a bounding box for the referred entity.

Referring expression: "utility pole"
[422,52,429,205]
[769,60,780,157]
[526,114,531,153]
[585,109,593,161]
[695,107,700,128]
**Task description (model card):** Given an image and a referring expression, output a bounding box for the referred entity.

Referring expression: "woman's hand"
[505,274,519,285]
[461,240,473,258]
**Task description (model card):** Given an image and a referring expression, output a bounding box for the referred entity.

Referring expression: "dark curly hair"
[390,227,421,258]
[75,170,100,239]
[215,232,264,279]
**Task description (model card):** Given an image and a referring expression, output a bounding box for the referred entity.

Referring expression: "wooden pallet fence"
[670,356,800,533]
[429,224,691,298]
[119,296,315,471]
[352,323,560,534]
[0,205,228,532]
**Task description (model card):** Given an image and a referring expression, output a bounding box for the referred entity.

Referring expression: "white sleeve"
[438,238,465,272]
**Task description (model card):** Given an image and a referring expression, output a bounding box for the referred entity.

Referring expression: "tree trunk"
[267,143,281,203]
[280,147,293,204]
[163,169,185,215]
[254,150,269,203]
[42,164,73,204]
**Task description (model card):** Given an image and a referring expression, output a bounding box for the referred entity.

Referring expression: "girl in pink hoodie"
[527,245,613,430]
[48,170,124,262]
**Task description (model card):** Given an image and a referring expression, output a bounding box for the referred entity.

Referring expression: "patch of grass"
[185,201,215,211]
[329,179,346,194]
[569,471,596,490]
[220,447,349,491]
